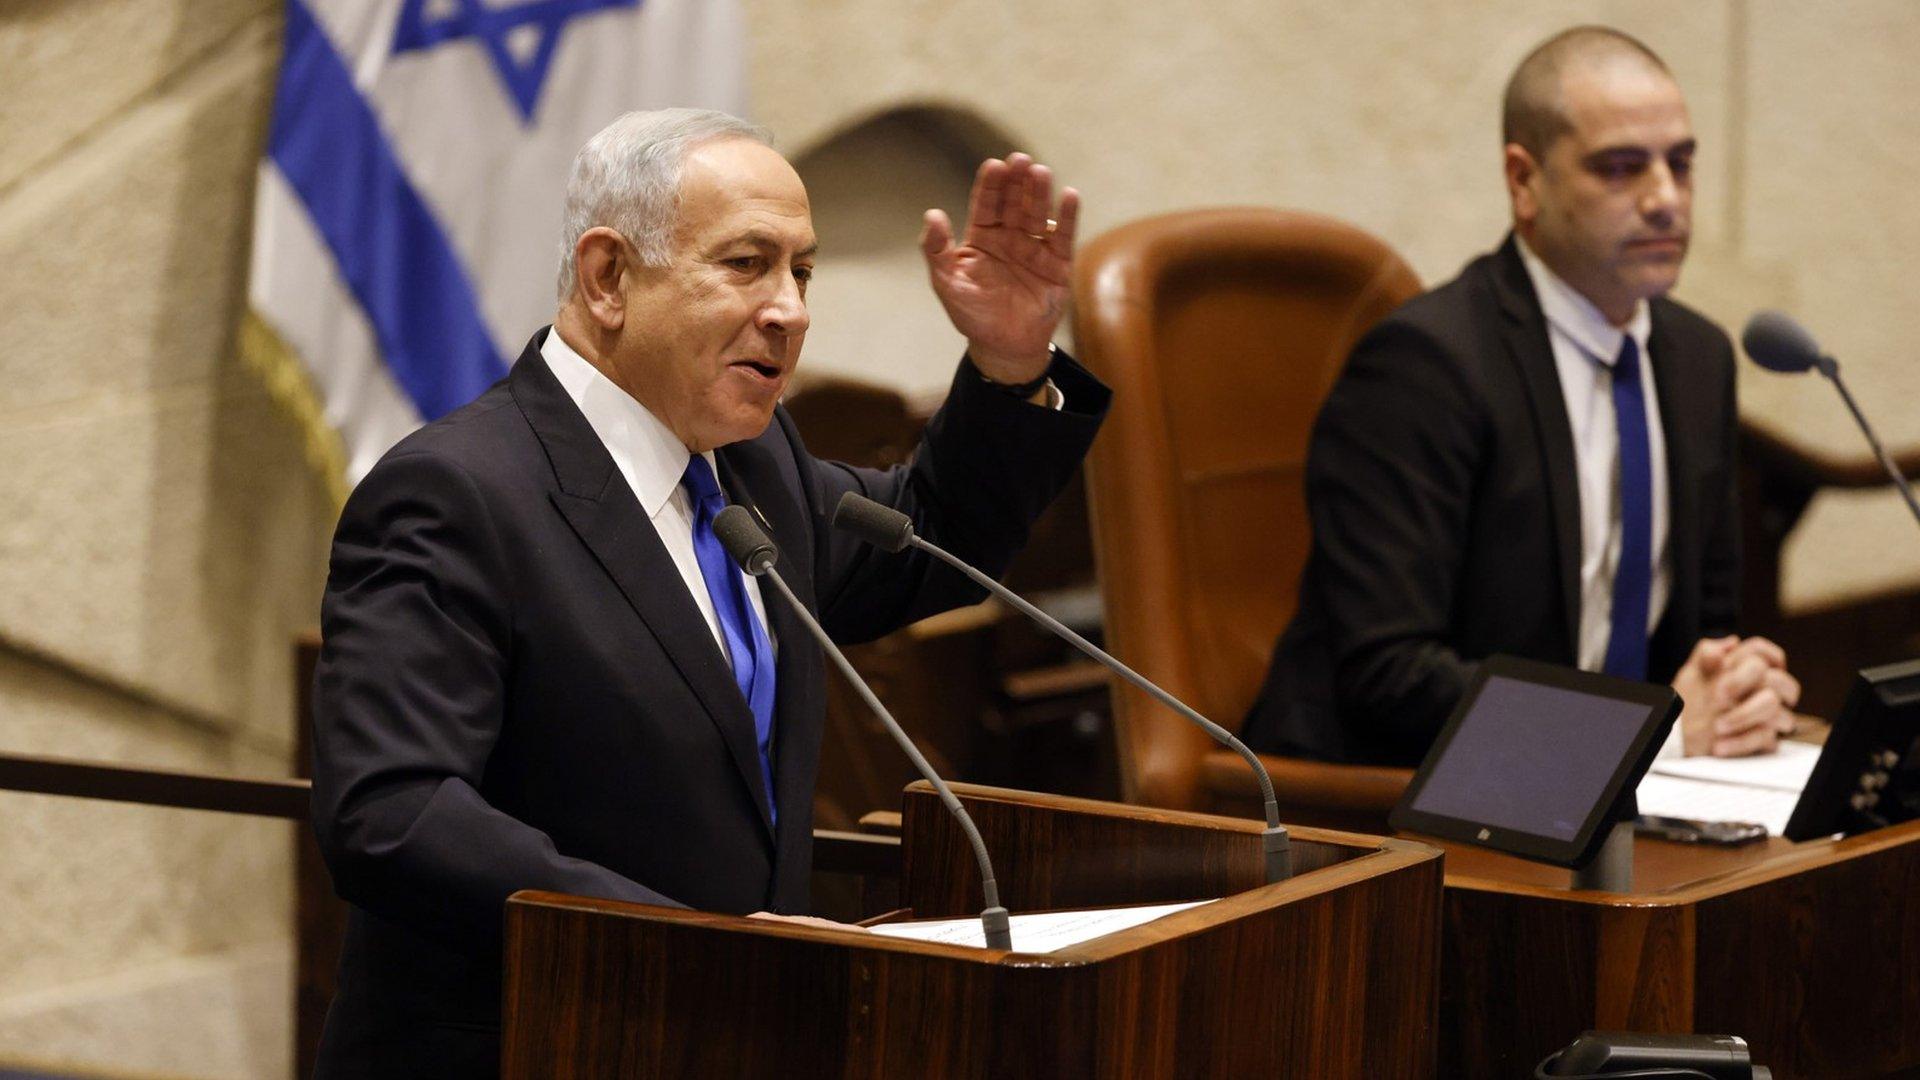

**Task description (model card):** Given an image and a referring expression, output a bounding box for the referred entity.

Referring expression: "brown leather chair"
[1072,208,1424,831]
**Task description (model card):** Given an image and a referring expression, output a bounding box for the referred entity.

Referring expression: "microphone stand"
[714,507,1014,949]
[1813,354,1920,529]
[902,530,1293,884]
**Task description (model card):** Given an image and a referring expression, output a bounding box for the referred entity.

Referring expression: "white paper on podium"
[1648,739,1821,792]
[1635,740,1822,835]
[869,899,1215,952]
[1635,773,1802,835]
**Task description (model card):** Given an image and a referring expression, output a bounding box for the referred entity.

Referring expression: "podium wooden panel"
[502,783,1442,1077]
[1428,818,1920,1079]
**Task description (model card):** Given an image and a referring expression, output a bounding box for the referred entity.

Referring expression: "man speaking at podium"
[308,109,1106,1077]
[1245,27,1802,767]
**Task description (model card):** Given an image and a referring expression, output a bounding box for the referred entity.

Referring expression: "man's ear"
[573,227,630,331]
[1503,144,1539,227]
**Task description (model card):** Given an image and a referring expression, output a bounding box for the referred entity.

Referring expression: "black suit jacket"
[1242,236,1739,766]
[310,329,1108,1077]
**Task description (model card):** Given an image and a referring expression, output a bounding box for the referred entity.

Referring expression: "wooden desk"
[1421,819,1920,1078]
[504,784,1444,1078]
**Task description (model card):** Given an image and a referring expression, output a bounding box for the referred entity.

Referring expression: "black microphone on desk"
[711,505,1015,950]
[832,492,1294,884]
[1742,310,1920,531]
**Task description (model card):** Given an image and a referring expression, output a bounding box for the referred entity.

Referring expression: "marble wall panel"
[0,649,291,999]
[0,15,277,419]
[0,0,274,193]
[0,943,291,1080]
[0,14,329,738]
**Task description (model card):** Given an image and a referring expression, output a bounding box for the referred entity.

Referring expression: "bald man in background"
[1244,27,1801,766]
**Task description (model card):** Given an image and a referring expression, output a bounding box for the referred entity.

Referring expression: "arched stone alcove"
[788,104,1034,402]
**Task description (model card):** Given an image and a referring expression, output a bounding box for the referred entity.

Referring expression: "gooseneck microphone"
[711,505,1014,950]
[1742,310,1920,530]
[832,492,1294,884]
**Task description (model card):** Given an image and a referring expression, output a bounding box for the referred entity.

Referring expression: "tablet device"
[1389,655,1681,868]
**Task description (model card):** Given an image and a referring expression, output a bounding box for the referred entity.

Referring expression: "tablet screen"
[1406,674,1652,841]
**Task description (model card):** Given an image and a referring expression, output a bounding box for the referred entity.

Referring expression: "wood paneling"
[1433,819,1920,1079]
[503,783,1444,1078]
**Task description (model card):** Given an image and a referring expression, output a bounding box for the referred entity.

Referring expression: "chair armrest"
[855,810,903,837]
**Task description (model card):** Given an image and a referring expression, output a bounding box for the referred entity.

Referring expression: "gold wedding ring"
[1026,218,1058,241]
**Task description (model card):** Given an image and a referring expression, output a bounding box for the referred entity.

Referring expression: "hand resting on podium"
[1671,636,1803,757]
[748,911,870,933]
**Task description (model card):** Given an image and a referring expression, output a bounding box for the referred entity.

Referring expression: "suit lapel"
[510,330,776,841]
[1490,237,1584,654]
[716,435,823,893]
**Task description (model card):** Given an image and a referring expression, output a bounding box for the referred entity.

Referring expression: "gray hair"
[556,108,773,300]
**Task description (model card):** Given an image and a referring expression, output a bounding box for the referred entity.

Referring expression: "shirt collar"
[1516,234,1652,367]
[540,326,714,517]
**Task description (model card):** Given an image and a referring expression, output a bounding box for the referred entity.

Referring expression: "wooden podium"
[501,783,1442,1077]
[1430,817,1920,1079]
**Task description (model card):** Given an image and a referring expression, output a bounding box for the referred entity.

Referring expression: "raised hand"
[920,153,1081,386]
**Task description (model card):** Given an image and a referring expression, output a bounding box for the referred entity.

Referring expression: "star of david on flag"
[245,0,746,492]
[390,0,641,122]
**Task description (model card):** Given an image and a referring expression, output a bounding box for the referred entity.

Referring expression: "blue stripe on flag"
[268,0,509,421]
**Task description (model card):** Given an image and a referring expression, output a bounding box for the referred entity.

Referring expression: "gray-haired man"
[309,108,1107,1077]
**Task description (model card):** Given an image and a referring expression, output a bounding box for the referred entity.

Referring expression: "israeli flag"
[245,0,746,490]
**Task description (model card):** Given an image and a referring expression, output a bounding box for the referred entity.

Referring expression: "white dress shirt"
[540,329,775,662]
[1515,238,1671,676]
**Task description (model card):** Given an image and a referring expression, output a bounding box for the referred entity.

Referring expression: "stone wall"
[0,1,318,1076]
[767,0,1920,611]
[0,1,1914,1076]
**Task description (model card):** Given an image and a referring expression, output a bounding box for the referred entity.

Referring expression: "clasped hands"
[1671,635,1802,757]
[921,153,1080,389]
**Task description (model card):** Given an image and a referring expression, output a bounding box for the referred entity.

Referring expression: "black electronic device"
[1633,815,1767,846]
[1535,1031,1770,1079]
[1389,655,1681,869]
[1782,658,1920,841]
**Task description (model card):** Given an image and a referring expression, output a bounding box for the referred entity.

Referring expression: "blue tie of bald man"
[1603,335,1652,682]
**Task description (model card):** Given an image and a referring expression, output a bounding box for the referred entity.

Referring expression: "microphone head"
[1742,310,1826,374]
[832,492,914,553]
[712,505,778,575]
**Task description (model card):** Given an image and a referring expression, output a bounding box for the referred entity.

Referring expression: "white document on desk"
[1635,774,1802,835]
[1649,739,1821,791]
[1635,740,1822,835]
[870,899,1214,952]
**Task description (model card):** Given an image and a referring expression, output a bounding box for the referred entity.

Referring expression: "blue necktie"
[1602,336,1652,681]
[681,455,778,823]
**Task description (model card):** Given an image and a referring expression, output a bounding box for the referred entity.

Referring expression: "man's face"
[1510,61,1695,324]
[610,137,815,452]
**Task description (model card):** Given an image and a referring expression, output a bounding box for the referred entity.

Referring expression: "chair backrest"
[1072,208,1422,809]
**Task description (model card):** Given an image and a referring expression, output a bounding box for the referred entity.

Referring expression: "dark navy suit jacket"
[310,329,1108,1077]
[1244,237,1739,766]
